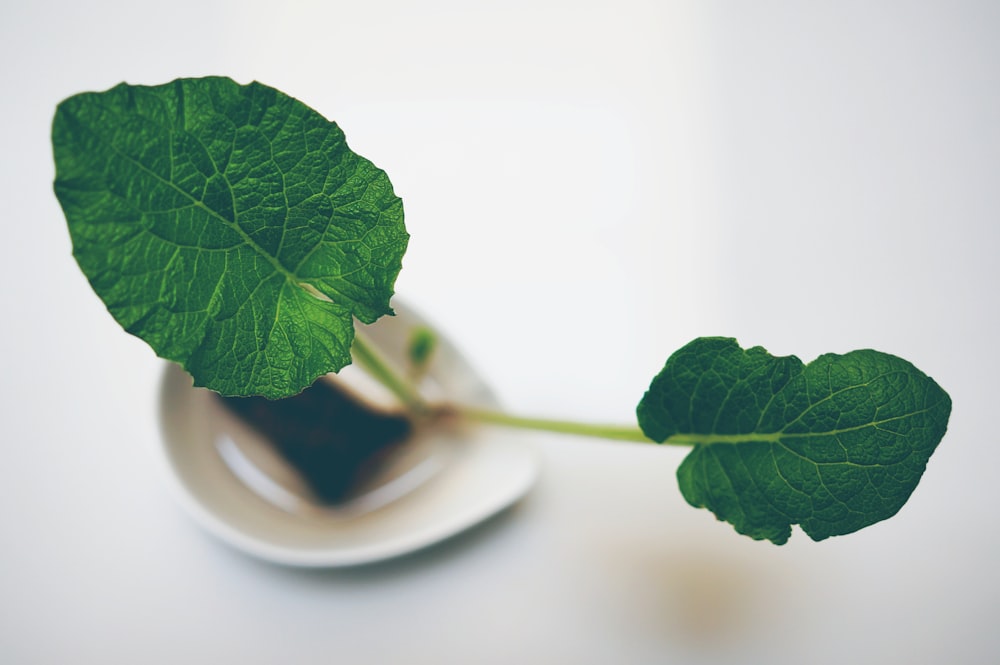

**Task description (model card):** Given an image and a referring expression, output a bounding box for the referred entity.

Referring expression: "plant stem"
[351,331,428,415]
[454,405,663,444]
[350,327,679,446]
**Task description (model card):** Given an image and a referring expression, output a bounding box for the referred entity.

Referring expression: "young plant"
[52,77,951,545]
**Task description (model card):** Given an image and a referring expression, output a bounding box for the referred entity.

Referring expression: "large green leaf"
[53,77,407,397]
[637,338,951,544]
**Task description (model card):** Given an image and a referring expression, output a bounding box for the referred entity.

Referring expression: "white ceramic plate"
[157,303,540,567]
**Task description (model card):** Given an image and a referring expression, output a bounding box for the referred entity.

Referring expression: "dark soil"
[215,380,413,504]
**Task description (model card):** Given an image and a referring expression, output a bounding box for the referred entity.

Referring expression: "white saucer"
[157,303,540,567]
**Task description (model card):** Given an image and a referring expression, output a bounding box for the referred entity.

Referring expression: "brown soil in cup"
[215,380,413,504]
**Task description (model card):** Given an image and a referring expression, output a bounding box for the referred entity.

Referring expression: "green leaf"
[52,77,407,398]
[407,326,437,374]
[637,338,951,544]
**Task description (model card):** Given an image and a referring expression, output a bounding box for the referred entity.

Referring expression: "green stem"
[455,405,665,444]
[350,327,673,446]
[351,331,428,415]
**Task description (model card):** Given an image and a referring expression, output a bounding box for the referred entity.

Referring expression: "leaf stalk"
[452,406,658,444]
[350,331,428,415]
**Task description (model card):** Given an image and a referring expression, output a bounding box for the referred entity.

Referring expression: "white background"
[2,1,998,663]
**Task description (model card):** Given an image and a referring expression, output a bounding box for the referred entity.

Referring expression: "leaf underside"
[637,338,951,544]
[52,77,408,398]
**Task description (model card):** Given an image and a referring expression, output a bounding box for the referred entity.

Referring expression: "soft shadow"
[599,533,804,653]
[202,495,536,586]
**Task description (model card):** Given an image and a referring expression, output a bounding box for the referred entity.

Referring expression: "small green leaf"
[637,338,951,544]
[407,326,437,374]
[52,77,408,397]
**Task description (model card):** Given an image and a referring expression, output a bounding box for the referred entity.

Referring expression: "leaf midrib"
[664,401,942,447]
[105,137,296,286]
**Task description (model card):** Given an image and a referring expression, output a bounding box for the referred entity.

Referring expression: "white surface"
[2,1,998,664]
